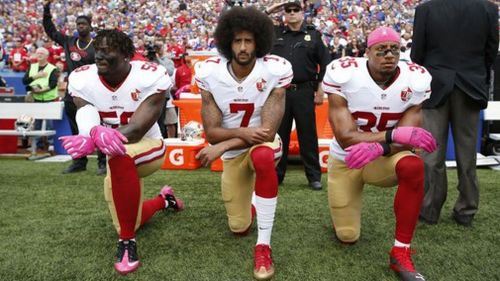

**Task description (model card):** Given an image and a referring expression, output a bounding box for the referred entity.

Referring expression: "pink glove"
[392,127,437,153]
[90,125,128,157]
[59,135,95,159]
[345,142,384,169]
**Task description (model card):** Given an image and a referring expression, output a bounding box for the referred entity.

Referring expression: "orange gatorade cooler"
[161,138,206,170]
[318,139,332,173]
[210,157,223,172]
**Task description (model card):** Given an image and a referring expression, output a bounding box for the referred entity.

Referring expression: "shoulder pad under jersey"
[262,55,292,77]
[407,63,432,92]
[194,56,224,80]
[326,57,357,85]
[68,65,94,92]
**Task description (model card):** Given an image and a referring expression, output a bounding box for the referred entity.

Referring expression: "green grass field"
[0,159,499,281]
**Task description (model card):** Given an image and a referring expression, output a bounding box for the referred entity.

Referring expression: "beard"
[232,50,256,66]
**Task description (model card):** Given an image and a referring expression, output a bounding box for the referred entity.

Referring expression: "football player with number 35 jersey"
[59,30,184,275]
[194,7,292,281]
[322,27,436,281]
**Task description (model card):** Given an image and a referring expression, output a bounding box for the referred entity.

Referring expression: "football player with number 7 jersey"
[322,27,437,281]
[59,29,184,275]
[194,7,292,281]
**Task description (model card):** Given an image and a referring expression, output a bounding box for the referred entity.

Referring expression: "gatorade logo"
[319,150,329,169]
[169,149,184,166]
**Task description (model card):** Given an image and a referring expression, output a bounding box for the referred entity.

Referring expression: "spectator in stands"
[8,37,29,72]
[345,37,365,57]
[43,0,107,175]
[22,47,60,152]
[411,0,499,227]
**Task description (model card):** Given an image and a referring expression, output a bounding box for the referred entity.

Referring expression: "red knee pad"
[250,147,278,198]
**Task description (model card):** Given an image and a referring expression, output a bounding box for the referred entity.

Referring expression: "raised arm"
[43,0,68,46]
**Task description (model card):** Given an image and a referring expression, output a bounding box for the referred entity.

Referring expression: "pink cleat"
[160,186,184,211]
[114,240,140,275]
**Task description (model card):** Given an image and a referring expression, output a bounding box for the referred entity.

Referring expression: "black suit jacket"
[411,0,499,109]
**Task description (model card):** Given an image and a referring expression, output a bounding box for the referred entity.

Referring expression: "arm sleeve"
[485,2,499,69]
[410,5,426,64]
[48,68,59,89]
[43,3,67,46]
[22,69,33,86]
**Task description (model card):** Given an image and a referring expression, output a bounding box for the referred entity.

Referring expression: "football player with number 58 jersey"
[322,27,436,281]
[194,7,292,281]
[60,30,184,275]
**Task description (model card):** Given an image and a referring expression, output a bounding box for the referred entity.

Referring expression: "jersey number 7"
[229,103,255,127]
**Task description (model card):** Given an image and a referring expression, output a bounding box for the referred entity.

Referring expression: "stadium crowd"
[0,0,420,70]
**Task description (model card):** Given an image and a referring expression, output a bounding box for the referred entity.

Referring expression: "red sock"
[251,147,278,198]
[140,196,166,226]
[394,156,424,244]
[109,155,141,240]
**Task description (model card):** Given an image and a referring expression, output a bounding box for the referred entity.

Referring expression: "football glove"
[90,126,128,157]
[59,135,95,159]
[392,127,437,153]
[345,142,384,169]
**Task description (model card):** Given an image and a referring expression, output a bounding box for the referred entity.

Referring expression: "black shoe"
[96,162,107,176]
[452,212,473,227]
[308,181,322,190]
[62,163,86,174]
[418,215,437,225]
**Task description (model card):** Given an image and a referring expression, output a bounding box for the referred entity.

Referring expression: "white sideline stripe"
[445,153,500,168]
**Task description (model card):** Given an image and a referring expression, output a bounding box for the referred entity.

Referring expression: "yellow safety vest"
[28,63,58,101]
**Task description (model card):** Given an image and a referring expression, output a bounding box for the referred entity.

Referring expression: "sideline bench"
[0,102,64,155]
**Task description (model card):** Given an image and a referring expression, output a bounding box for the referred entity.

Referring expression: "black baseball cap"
[283,0,302,9]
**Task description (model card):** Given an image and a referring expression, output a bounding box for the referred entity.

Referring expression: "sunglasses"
[285,8,301,13]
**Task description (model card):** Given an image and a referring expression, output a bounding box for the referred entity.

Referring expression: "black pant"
[64,96,106,167]
[276,84,321,183]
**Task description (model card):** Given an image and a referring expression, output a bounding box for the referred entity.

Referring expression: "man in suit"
[411,0,499,226]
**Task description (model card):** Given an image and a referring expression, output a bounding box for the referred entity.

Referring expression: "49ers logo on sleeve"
[256,78,267,92]
[131,89,141,101]
[400,87,413,102]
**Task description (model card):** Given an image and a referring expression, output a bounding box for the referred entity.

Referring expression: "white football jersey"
[322,57,432,161]
[68,61,172,139]
[195,55,293,159]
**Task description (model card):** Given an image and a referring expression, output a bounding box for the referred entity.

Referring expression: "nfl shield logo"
[400,88,412,102]
[256,78,267,92]
[131,89,141,101]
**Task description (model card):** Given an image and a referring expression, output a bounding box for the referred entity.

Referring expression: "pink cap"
[367,27,400,48]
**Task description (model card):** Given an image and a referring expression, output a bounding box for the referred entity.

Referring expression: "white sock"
[255,195,277,246]
[394,239,410,248]
[252,192,256,206]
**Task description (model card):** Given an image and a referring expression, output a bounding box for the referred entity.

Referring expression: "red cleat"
[253,244,274,280]
[389,246,426,281]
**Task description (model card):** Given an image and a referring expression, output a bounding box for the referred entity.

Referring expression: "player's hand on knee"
[392,127,437,153]
[344,142,384,169]
[90,126,128,157]
[195,145,224,166]
[239,127,270,144]
[59,135,95,159]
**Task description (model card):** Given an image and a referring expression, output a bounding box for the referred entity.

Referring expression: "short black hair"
[76,15,92,25]
[214,6,274,60]
[94,29,135,59]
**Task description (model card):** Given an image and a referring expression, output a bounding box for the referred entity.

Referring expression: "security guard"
[265,0,331,190]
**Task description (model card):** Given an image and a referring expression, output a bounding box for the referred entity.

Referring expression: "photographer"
[145,42,177,138]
